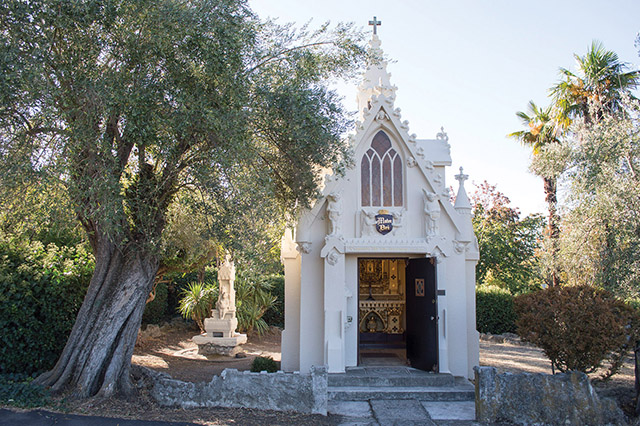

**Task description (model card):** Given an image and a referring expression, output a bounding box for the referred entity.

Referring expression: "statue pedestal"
[193,309,247,356]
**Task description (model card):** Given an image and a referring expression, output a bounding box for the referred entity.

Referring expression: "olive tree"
[0,0,365,397]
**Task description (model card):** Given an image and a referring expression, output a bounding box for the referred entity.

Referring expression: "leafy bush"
[236,273,276,335]
[178,281,217,332]
[0,238,93,375]
[476,285,517,334]
[142,282,168,324]
[250,356,279,373]
[0,374,50,408]
[515,285,640,376]
[165,268,218,316]
[261,275,284,327]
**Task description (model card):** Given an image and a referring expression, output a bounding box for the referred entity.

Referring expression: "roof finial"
[454,167,472,213]
[368,16,381,35]
[455,167,468,185]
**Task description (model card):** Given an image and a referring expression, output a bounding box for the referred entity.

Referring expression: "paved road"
[0,409,200,426]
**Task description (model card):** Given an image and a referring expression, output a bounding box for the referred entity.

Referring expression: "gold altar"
[358,259,406,335]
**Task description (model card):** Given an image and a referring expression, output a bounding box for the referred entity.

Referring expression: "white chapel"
[280,22,479,380]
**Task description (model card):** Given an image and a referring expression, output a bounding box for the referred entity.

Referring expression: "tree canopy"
[535,97,640,298]
[0,0,366,397]
[472,181,545,295]
[552,40,639,126]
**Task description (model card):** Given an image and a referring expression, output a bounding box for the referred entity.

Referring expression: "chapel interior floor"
[358,348,408,366]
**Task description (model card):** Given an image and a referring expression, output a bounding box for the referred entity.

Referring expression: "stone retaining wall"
[136,365,328,415]
[474,366,627,425]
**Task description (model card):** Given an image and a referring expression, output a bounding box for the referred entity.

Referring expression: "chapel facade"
[280,27,479,379]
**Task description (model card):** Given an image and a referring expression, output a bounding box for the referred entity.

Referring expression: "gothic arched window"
[361,130,403,207]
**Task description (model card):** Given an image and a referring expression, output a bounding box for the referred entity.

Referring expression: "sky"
[248,0,640,216]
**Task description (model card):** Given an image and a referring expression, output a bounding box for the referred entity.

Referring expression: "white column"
[436,255,450,374]
[280,229,301,372]
[466,245,480,379]
[321,236,346,373]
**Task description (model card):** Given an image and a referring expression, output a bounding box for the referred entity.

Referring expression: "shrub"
[235,273,276,335]
[178,281,217,332]
[0,238,93,375]
[142,282,168,324]
[261,275,284,327]
[0,374,50,408]
[250,356,279,373]
[515,285,640,376]
[165,268,218,316]
[476,285,517,334]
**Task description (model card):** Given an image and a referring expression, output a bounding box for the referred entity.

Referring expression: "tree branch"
[246,41,334,75]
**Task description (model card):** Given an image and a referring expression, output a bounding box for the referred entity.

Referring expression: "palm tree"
[178,282,217,333]
[508,100,561,287]
[552,41,640,126]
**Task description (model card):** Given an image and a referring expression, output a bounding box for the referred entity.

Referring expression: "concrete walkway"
[329,399,478,425]
[327,367,478,425]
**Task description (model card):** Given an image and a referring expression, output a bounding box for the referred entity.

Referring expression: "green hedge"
[476,285,516,334]
[262,275,284,327]
[250,356,279,373]
[0,238,93,375]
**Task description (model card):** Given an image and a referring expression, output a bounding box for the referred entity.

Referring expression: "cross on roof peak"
[368,16,381,35]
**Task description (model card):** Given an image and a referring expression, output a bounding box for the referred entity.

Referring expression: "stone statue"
[216,254,236,318]
[423,189,440,238]
[216,289,230,320]
[192,253,247,356]
[361,209,377,236]
[326,192,343,236]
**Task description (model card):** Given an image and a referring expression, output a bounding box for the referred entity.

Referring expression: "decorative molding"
[407,157,417,168]
[453,240,469,254]
[432,246,446,263]
[345,238,430,254]
[375,110,390,122]
[326,248,340,266]
[423,159,434,170]
[436,126,449,142]
[296,242,312,254]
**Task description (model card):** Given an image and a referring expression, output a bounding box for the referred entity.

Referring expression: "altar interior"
[358,258,407,357]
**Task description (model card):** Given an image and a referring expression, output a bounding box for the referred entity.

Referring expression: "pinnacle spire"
[356,16,397,120]
[454,167,472,213]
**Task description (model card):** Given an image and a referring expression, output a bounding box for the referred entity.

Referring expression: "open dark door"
[405,257,438,371]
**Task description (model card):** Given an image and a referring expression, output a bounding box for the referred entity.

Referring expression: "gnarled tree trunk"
[35,235,158,398]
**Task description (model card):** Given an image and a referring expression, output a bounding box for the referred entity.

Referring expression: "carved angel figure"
[423,189,440,237]
[326,192,343,236]
[361,209,377,236]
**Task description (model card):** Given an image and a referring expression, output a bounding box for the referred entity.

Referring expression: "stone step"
[328,385,475,402]
[328,372,455,387]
